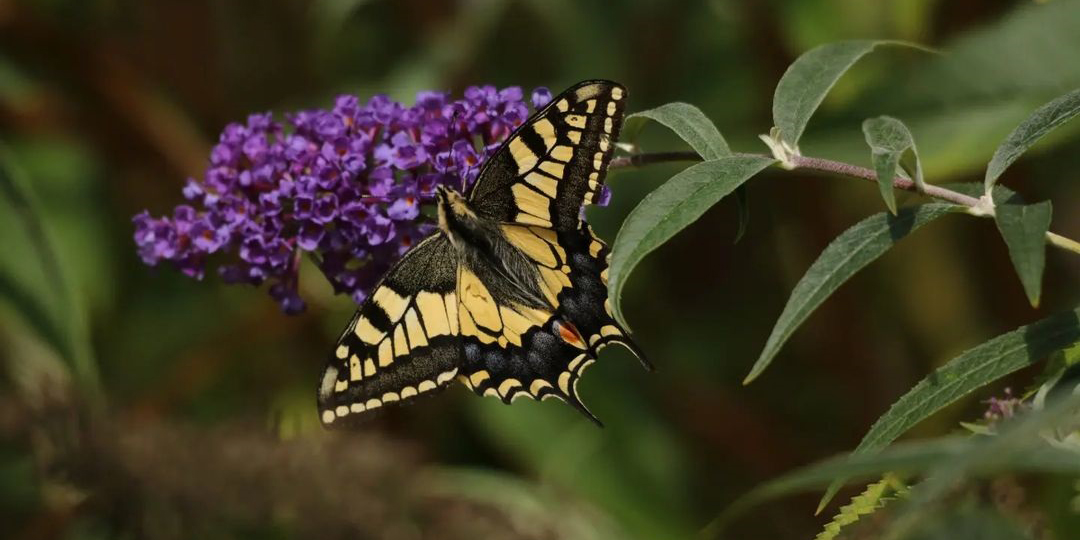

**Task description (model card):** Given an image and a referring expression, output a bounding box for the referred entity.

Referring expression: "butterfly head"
[435,184,478,243]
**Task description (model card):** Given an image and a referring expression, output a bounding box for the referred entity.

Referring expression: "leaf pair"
[862,116,923,214]
[860,104,1064,310]
[863,89,1080,308]
[987,88,1080,307]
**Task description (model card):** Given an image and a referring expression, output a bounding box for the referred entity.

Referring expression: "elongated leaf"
[702,431,1080,539]
[624,102,731,160]
[746,204,960,384]
[608,156,775,327]
[818,305,1080,512]
[0,149,101,400]
[862,116,924,214]
[0,270,67,362]
[815,475,906,540]
[985,87,1080,193]
[773,41,924,147]
[0,155,71,361]
[995,201,1052,307]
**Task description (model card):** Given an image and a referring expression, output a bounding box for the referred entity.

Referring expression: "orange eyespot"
[554,320,584,347]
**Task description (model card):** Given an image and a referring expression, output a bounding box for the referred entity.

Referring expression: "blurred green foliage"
[1,0,1079,539]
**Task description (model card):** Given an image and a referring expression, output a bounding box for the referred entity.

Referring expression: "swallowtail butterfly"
[318,80,648,427]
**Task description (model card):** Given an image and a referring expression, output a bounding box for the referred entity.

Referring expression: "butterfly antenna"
[448,107,475,192]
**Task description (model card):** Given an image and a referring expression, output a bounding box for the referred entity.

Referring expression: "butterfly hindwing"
[467,80,626,231]
[454,224,647,424]
[318,235,463,427]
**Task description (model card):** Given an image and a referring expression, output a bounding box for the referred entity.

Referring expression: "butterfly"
[317,80,649,427]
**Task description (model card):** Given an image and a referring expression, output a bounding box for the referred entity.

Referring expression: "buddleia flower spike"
[133,85,559,312]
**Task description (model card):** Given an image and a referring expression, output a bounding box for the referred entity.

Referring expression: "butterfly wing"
[454,223,648,424]
[467,80,626,231]
[318,234,462,427]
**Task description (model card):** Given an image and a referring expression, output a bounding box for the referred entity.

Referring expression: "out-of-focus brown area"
[1,1,1078,539]
[0,390,595,540]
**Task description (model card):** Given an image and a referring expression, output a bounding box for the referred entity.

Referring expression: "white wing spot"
[319,366,339,399]
[437,367,459,384]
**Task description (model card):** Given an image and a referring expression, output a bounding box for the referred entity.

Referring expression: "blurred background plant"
[1,0,1079,539]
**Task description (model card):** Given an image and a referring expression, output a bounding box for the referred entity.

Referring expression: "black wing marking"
[467,80,626,231]
[454,224,649,425]
[318,234,462,427]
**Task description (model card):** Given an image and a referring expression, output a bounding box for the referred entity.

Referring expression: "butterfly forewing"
[468,80,627,231]
[318,235,462,427]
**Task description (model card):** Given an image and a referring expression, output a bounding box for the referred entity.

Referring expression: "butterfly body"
[437,186,549,311]
[318,81,647,427]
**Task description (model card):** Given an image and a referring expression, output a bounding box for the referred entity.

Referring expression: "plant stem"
[1046,232,1080,256]
[788,155,982,207]
[611,151,1080,256]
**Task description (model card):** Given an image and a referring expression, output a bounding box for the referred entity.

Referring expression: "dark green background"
[2,1,1079,538]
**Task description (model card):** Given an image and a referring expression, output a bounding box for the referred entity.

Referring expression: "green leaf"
[0,147,101,401]
[608,156,775,327]
[772,40,924,147]
[817,305,1080,512]
[0,270,67,363]
[862,116,924,214]
[815,475,907,540]
[624,102,731,160]
[745,204,959,384]
[995,201,1053,307]
[984,87,1080,193]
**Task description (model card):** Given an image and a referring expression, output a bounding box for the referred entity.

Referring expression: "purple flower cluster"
[982,387,1023,422]
[134,85,555,313]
